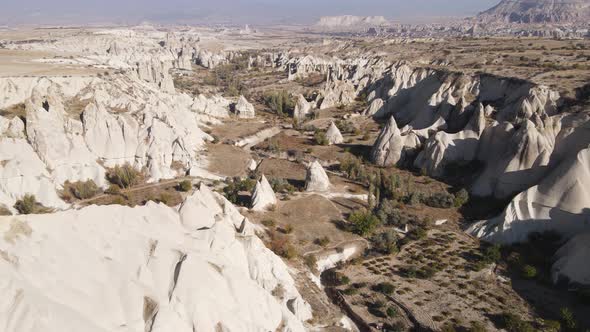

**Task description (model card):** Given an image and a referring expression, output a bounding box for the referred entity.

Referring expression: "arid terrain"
[1,2,590,331]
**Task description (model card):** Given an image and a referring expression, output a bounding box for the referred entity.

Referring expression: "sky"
[0,0,501,25]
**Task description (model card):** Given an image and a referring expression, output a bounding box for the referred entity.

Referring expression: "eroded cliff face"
[0,185,311,332]
[289,53,590,284]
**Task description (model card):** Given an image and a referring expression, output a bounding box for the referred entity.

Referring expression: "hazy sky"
[0,0,500,25]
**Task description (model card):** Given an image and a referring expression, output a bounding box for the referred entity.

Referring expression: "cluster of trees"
[263,89,294,117]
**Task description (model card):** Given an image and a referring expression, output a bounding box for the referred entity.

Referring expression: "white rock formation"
[414,104,486,177]
[370,116,422,167]
[251,175,278,211]
[326,122,344,145]
[551,233,590,285]
[305,161,331,192]
[191,94,231,118]
[234,95,256,119]
[0,186,311,331]
[363,98,384,116]
[468,146,590,244]
[293,94,313,120]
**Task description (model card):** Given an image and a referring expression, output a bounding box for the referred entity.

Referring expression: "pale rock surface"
[234,95,256,119]
[468,146,590,244]
[305,161,331,192]
[293,94,313,120]
[0,187,311,332]
[363,98,384,116]
[191,94,231,118]
[0,116,25,138]
[551,233,590,285]
[371,116,422,167]
[251,175,278,211]
[326,122,344,145]
[414,104,486,177]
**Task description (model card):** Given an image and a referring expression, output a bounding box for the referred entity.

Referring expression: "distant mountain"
[477,0,590,24]
[313,15,389,31]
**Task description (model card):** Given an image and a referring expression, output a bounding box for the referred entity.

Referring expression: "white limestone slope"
[251,175,277,212]
[0,186,311,332]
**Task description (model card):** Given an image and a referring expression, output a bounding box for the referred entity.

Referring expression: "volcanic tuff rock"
[234,95,256,119]
[251,175,278,211]
[552,233,590,285]
[370,116,422,167]
[326,122,344,145]
[477,0,590,24]
[293,94,313,120]
[0,185,311,331]
[305,161,331,192]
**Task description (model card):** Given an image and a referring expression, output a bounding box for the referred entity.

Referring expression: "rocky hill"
[477,0,590,23]
[313,15,389,32]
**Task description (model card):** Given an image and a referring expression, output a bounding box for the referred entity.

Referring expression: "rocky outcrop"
[363,98,384,116]
[234,95,255,119]
[414,104,486,177]
[326,122,344,145]
[552,233,590,285]
[293,94,313,120]
[0,186,312,331]
[313,15,389,32]
[251,175,277,211]
[305,161,331,192]
[370,117,422,167]
[191,94,231,118]
[468,145,590,244]
[477,0,590,24]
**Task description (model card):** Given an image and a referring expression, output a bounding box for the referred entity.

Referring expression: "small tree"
[559,307,576,330]
[454,188,469,207]
[349,209,380,236]
[521,265,537,279]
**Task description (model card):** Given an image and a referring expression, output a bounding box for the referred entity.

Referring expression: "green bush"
[542,320,561,332]
[372,230,398,254]
[373,282,395,295]
[264,90,294,116]
[106,164,142,188]
[14,194,37,215]
[349,209,380,236]
[64,179,100,200]
[502,313,534,332]
[178,180,192,192]
[261,219,276,228]
[315,236,330,247]
[105,184,121,195]
[454,188,469,207]
[386,306,397,318]
[423,191,454,209]
[559,307,576,330]
[222,177,257,205]
[314,130,329,146]
[521,265,537,279]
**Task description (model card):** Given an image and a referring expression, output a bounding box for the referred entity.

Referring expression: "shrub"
[343,287,359,295]
[521,265,537,279]
[373,282,395,295]
[339,155,367,182]
[469,321,488,332]
[14,194,37,215]
[372,230,398,254]
[264,89,293,116]
[261,219,276,228]
[64,179,100,200]
[502,313,534,332]
[559,307,576,330]
[222,177,257,205]
[423,191,454,209]
[454,189,469,207]
[314,130,329,146]
[283,224,294,234]
[270,178,296,194]
[105,184,121,195]
[482,244,502,263]
[315,236,330,247]
[304,254,318,273]
[106,164,142,188]
[269,233,297,260]
[386,306,397,318]
[349,209,380,236]
[542,320,561,332]
[178,180,192,192]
